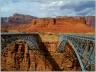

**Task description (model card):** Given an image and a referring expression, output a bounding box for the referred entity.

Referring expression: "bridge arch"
[67,40,85,71]
[1,36,39,52]
[57,34,95,71]
[57,39,85,71]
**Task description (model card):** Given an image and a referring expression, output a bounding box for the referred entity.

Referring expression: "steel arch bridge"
[57,34,95,71]
[1,33,95,71]
[1,33,39,49]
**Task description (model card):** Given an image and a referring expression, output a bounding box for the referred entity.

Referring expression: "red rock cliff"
[1,14,95,33]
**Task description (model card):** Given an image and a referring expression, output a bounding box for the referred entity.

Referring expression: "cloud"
[77,8,95,16]
[0,0,95,17]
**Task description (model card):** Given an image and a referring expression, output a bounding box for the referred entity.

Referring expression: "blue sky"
[0,0,95,17]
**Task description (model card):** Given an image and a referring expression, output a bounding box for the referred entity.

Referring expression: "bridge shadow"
[33,34,62,71]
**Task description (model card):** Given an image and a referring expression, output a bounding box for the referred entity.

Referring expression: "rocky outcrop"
[85,16,95,27]
[31,17,86,25]
[1,13,37,24]
[1,14,95,33]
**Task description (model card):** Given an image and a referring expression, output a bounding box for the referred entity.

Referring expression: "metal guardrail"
[1,32,39,35]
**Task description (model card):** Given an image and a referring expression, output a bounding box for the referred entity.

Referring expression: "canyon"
[1,33,95,71]
[1,36,81,71]
[1,14,95,71]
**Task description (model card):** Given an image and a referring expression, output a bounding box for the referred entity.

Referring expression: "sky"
[0,0,95,17]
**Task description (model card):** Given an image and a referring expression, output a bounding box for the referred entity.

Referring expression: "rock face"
[1,13,37,24]
[1,14,95,33]
[1,40,81,71]
[85,16,95,27]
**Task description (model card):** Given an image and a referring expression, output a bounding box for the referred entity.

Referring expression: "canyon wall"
[1,39,81,71]
[1,14,95,33]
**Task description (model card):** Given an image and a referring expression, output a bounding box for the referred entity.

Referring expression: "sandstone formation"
[1,14,95,33]
[85,16,95,27]
[1,39,81,71]
[1,13,37,24]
